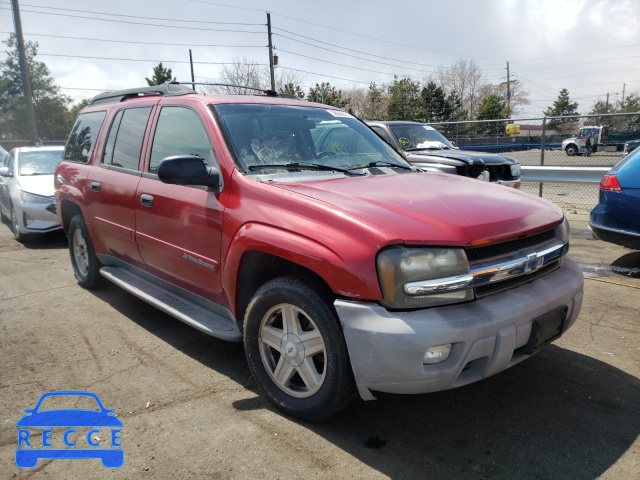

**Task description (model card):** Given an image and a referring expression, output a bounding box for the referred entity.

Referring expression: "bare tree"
[343,86,368,117]
[435,59,485,120]
[478,79,530,117]
[273,68,306,95]
[201,56,267,95]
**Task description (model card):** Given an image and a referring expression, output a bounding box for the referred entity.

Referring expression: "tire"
[243,276,355,421]
[565,145,577,156]
[68,214,103,288]
[11,204,26,242]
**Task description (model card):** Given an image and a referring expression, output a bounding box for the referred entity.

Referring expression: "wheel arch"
[223,223,377,324]
[59,199,84,235]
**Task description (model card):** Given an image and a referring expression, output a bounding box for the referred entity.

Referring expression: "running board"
[100,266,242,342]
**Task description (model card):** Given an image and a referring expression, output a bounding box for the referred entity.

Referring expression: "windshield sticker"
[398,137,412,148]
[326,109,352,118]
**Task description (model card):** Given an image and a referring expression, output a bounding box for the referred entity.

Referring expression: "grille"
[457,164,513,181]
[466,228,558,264]
[475,262,560,298]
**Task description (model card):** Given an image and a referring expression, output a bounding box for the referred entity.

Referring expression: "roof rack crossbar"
[89,83,196,106]
[175,82,278,97]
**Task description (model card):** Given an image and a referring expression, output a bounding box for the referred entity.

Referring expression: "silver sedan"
[0,146,64,241]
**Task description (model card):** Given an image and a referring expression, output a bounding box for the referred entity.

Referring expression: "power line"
[0,30,264,48]
[7,2,264,26]
[277,48,437,77]
[38,52,268,66]
[0,6,264,34]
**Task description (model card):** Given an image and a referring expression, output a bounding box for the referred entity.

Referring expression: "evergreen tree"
[476,94,509,120]
[0,34,73,140]
[307,82,348,108]
[280,82,305,98]
[544,88,579,131]
[388,76,421,121]
[444,90,467,122]
[146,63,176,86]
[421,82,448,123]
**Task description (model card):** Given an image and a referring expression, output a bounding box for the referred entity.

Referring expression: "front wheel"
[11,204,26,242]
[565,145,577,156]
[68,214,103,288]
[243,276,354,421]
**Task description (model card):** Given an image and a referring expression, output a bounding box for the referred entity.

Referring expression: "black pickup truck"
[367,121,521,187]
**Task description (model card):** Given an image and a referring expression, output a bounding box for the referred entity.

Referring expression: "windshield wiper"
[248,162,365,175]
[348,160,413,171]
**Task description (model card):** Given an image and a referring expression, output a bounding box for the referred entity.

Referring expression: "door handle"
[140,194,154,207]
[91,181,101,192]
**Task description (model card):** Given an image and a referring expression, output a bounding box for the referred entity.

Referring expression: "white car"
[0,146,64,241]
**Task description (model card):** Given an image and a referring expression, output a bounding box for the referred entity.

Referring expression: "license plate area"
[522,306,567,355]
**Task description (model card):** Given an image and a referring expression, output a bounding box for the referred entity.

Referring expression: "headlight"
[558,216,570,243]
[510,163,521,177]
[376,247,473,309]
[20,190,53,204]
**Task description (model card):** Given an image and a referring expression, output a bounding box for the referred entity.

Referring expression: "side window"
[102,110,124,165]
[108,107,152,171]
[149,106,215,174]
[64,111,107,163]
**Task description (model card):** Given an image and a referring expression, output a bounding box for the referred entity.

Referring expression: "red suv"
[55,83,583,421]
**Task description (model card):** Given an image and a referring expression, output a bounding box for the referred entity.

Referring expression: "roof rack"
[89,82,305,106]
[89,83,196,106]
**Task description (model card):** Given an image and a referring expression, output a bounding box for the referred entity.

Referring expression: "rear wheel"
[243,276,355,421]
[68,214,103,288]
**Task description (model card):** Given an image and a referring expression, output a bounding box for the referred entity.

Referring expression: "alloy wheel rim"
[258,303,327,398]
[72,229,89,276]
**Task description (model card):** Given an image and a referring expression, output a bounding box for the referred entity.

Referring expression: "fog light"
[423,344,452,365]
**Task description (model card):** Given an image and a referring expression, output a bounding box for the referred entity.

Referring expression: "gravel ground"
[1,215,638,480]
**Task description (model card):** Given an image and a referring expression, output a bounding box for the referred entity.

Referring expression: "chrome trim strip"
[404,241,568,296]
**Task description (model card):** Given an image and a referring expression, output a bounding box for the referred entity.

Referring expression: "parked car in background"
[589,148,640,249]
[0,146,64,241]
[0,145,8,164]
[622,139,640,157]
[366,121,521,187]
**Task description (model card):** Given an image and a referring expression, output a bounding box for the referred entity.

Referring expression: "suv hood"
[406,149,514,166]
[274,171,563,245]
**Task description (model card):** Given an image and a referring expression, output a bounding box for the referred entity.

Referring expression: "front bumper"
[336,257,583,400]
[496,179,521,188]
[15,201,61,234]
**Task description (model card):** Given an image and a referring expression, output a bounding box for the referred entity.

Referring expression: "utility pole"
[506,61,511,114]
[622,83,626,105]
[189,49,195,90]
[11,0,39,144]
[267,13,275,91]
[605,92,609,114]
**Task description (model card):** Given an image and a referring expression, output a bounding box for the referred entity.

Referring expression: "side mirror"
[157,156,221,191]
[0,166,11,177]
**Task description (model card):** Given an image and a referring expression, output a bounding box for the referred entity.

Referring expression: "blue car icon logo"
[16,391,123,468]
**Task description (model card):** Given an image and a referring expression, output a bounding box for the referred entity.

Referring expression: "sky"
[1,0,639,119]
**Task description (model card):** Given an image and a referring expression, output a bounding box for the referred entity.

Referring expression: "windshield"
[18,149,64,176]
[388,124,455,151]
[213,104,409,173]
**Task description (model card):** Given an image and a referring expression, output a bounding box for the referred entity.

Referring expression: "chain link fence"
[429,112,640,213]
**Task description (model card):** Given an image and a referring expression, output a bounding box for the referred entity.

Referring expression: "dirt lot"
[1,215,638,479]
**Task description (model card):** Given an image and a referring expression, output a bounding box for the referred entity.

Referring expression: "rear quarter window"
[64,111,107,163]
